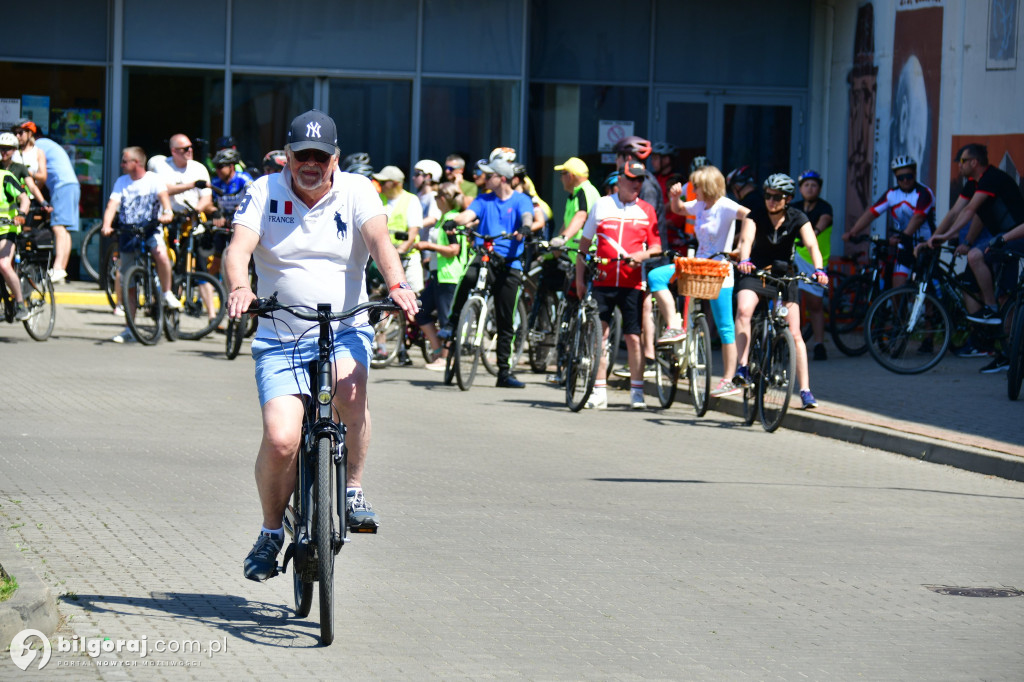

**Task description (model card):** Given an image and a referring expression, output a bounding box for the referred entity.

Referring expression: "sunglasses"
[764,192,787,202]
[895,173,915,181]
[413,170,426,176]
[444,165,461,172]
[958,157,975,165]
[172,145,193,153]
[293,149,331,163]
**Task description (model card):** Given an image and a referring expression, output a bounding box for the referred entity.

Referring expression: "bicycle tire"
[865,287,950,374]
[443,341,456,385]
[169,272,226,340]
[528,293,557,373]
[1008,307,1024,401]
[605,307,623,379]
[482,296,528,377]
[455,298,484,391]
[653,305,678,409]
[758,328,795,433]
[371,311,404,368]
[315,435,335,645]
[741,318,764,426]
[102,244,120,310]
[290,483,313,618]
[122,264,163,345]
[829,274,873,356]
[565,303,601,412]
[689,314,712,417]
[80,221,103,281]
[225,317,245,359]
[20,264,55,341]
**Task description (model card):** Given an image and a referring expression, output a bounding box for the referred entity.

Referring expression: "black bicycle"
[0,219,56,341]
[119,222,168,345]
[247,292,400,646]
[165,204,227,341]
[829,234,898,356]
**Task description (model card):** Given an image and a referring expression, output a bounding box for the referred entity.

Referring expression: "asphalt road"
[1,306,1023,680]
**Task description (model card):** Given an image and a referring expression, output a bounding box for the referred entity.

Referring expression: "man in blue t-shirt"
[447,157,534,387]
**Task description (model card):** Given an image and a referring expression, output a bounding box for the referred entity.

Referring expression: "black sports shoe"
[346,489,379,531]
[979,356,1010,374]
[496,373,526,388]
[813,343,827,361]
[967,306,1002,325]
[243,532,283,582]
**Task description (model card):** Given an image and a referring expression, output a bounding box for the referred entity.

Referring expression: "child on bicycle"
[734,174,828,409]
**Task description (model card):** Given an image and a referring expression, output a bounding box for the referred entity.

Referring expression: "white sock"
[261,526,284,538]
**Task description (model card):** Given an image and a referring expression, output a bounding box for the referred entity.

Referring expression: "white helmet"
[413,159,443,183]
[0,132,18,147]
[147,154,167,172]
[763,173,796,196]
[489,146,516,163]
[890,155,916,171]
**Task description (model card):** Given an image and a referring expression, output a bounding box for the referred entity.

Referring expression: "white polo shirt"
[233,169,386,341]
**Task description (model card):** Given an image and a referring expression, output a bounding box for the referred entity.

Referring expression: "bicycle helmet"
[345,162,374,178]
[890,155,916,171]
[797,169,823,186]
[726,165,754,187]
[612,136,652,160]
[212,148,241,167]
[512,163,527,180]
[0,132,17,148]
[763,173,796,196]
[689,155,711,173]
[602,171,620,192]
[216,135,236,150]
[489,146,516,163]
[651,141,677,156]
[342,152,371,168]
[262,149,287,172]
[147,154,167,172]
[413,159,443,183]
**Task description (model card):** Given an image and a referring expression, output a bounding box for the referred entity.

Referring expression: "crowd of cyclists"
[4,121,1024,408]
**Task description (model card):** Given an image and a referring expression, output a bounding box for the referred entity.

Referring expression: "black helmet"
[216,135,236,150]
[346,162,374,178]
[342,152,371,168]
[262,149,287,172]
[651,141,677,156]
[690,156,712,173]
[212,148,241,167]
[726,165,754,187]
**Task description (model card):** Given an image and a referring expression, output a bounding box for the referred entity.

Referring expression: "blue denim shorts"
[251,326,372,405]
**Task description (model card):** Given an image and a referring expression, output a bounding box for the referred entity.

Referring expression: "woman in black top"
[732,174,828,409]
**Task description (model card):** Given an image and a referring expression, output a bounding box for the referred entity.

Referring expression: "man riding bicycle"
[225,110,417,582]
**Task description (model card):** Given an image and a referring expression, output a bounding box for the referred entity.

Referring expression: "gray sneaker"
[346,488,379,532]
[14,304,30,322]
[243,531,283,582]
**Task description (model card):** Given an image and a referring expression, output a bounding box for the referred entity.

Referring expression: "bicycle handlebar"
[248,292,402,322]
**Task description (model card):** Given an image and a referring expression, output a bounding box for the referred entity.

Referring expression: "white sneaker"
[112,327,135,344]
[163,291,184,310]
[630,388,647,410]
[113,304,125,316]
[48,268,67,283]
[584,389,607,410]
[424,357,447,371]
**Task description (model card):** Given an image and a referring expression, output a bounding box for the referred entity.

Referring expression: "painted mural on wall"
[844,3,877,248]
[889,4,944,192]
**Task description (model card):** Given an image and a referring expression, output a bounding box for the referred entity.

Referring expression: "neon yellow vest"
[381,190,419,257]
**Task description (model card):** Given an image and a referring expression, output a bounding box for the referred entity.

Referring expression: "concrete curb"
[0,531,58,650]
[707,394,1024,483]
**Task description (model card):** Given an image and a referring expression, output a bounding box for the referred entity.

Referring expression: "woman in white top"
[12,120,45,183]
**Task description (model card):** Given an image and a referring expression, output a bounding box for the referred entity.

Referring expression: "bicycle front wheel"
[688,314,712,417]
[1008,307,1024,401]
[102,244,120,310]
[122,265,163,345]
[315,435,335,645]
[565,303,601,412]
[865,287,950,374]
[758,328,795,433]
[20,264,55,341]
[371,311,404,368]
[455,298,484,391]
[829,274,873,356]
[80,221,103,281]
[653,305,678,409]
[170,272,226,340]
[225,317,245,359]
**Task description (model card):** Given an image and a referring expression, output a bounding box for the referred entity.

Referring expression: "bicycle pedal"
[351,525,378,534]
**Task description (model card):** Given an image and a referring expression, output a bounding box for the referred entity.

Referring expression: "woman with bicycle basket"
[660,164,753,397]
[733,173,828,409]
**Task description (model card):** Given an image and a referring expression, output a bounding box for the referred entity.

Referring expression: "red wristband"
[389,281,412,292]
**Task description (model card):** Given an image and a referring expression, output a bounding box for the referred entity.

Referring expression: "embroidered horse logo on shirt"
[334,211,348,239]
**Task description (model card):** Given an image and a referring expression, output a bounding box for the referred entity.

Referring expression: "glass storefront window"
[722,104,793,184]
[231,76,315,170]
[419,78,520,175]
[0,62,106,222]
[124,0,226,64]
[329,79,411,173]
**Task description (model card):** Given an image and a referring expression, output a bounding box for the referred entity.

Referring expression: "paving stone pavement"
[0,296,1022,679]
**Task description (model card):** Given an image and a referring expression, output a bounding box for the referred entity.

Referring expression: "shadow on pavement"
[66,592,323,648]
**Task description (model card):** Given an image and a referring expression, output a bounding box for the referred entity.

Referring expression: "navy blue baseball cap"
[287,110,338,155]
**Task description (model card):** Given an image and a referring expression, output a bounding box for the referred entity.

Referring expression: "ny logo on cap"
[306,122,322,139]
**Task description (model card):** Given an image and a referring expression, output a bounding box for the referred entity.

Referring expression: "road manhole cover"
[924,585,1024,598]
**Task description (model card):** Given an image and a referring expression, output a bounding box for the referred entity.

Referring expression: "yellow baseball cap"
[554,157,589,177]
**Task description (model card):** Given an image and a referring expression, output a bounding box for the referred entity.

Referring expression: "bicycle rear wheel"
[688,314,712,417]
[80,221,103,281]
[565,303,601,412]
[455,298,483,391]
[122,264,163,345]
[758,328,795,433]
[20,264,55,341]
[315,435,335,645]
[829,274,872,356]
[169,272,226,340]
[528,293,557,373]
[102,244,120,309]
[741,320,763,426]
[865,287,950,374]
[1008,307,1024,401]
[653,305,678,409]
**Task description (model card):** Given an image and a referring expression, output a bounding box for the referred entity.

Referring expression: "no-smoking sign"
[598,120,634,152]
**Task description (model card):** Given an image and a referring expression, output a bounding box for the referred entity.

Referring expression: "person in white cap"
[226,110,418,583]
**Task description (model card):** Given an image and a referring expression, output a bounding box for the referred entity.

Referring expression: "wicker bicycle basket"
[674,257,730,299]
